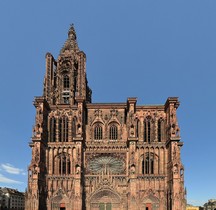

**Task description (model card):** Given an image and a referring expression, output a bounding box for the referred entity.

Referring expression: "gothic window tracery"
[72,117,76,138]
[59,116,68,142]
[62,74,70,104]
[141,153,155,175]
[144,117,151,143]
[109,124,118,140]
[94,124,103,140]
[158,118,162,142]
[136,119,140,138]
[88,156,124,174]
[56,153,71,175]
[49,117,56,142]
[63,75,70,90]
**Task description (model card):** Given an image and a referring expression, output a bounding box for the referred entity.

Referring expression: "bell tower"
[43,24,91,106]
[26,25,91,210]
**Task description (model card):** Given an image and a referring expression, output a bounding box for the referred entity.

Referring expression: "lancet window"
[49,117,56,142]
[144,117,151,143]
[56,153,71,175]
[63,75,70,89]
[59,116,68,142]
[72,117,76,138]
[62,75,70,104]
[158,118,162,142]
[142,153,154,174]
[94,124,103,140]
[136,119,140,138]
[109,124,118,140]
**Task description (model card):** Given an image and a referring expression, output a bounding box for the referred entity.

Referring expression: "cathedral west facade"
[25,25,186,210]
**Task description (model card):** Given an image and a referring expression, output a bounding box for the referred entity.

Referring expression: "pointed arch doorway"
[60,203,66,210]
[142,195,159,210]
[145,203,152,210]
[98,202,112,210]
[90,189,121,210]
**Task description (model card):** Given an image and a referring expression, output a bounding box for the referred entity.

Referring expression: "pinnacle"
[68,23,76,40]
[60,24,79,54]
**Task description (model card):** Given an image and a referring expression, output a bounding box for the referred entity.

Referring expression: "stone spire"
[60,24,79,54]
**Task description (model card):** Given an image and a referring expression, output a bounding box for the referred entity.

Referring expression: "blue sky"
[0,0,216,207]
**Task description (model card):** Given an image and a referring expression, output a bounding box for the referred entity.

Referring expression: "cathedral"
[25,25,186,210]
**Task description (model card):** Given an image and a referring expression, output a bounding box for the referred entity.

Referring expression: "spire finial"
[68,24,76,40]
[60,24,79,54]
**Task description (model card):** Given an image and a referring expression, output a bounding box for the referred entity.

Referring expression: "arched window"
[67,159,71,174]
[147,121,151,142]
[59,116,68,142]
[94,124,103,140]
[150,157,154,174]
[62,75,70,104]
[59,118,62,142]
[49,117,56,142]
[144,117,151,143]
[72,117,76,138]
[136,119,140,138]
[142,153,154,174]
[57,153,71,175]
[63,75,70,89]
[109,125,118,140]
[142,159,145,174]
[145,156,150,174]
[61,156,67,174]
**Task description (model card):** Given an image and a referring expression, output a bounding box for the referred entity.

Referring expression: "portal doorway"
[99,203,112,210]
[143,195,159,210]
[90,189,120,210]
[60,203,66,210]
[145,203,152,210]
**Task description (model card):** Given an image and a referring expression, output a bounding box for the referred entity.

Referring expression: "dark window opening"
[142,160,145,174]
[63,117,68,142]
[109,125,118,140]
[158,119,162,142]
[50,117,56,142]
[59,117,68,142]
[144,117,151,142]
[145,157,149,174]
[59,119,62,142]
[142,154,154,175]
[144,121,147,142]
[62,157,66,174]
[72,118,76,137]
[150,158,154,174]
[74,63,78,94]
[62,91,70,104]
[58,154,71,175]
[94,125,102,140]
[63,75,69,89]
[67,160,71,174]
[63,96,69,104]
[136,120,139,138]
[147,121,151,142]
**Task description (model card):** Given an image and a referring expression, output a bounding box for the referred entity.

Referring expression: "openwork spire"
[60,24,79,54]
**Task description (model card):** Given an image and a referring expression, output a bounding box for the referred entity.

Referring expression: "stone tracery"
[26,26,186,210]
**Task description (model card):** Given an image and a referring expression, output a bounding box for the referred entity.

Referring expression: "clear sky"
[0,0,215,207]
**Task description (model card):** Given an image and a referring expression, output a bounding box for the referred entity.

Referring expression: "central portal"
[90,189,121,210]
[99,203,112,210]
